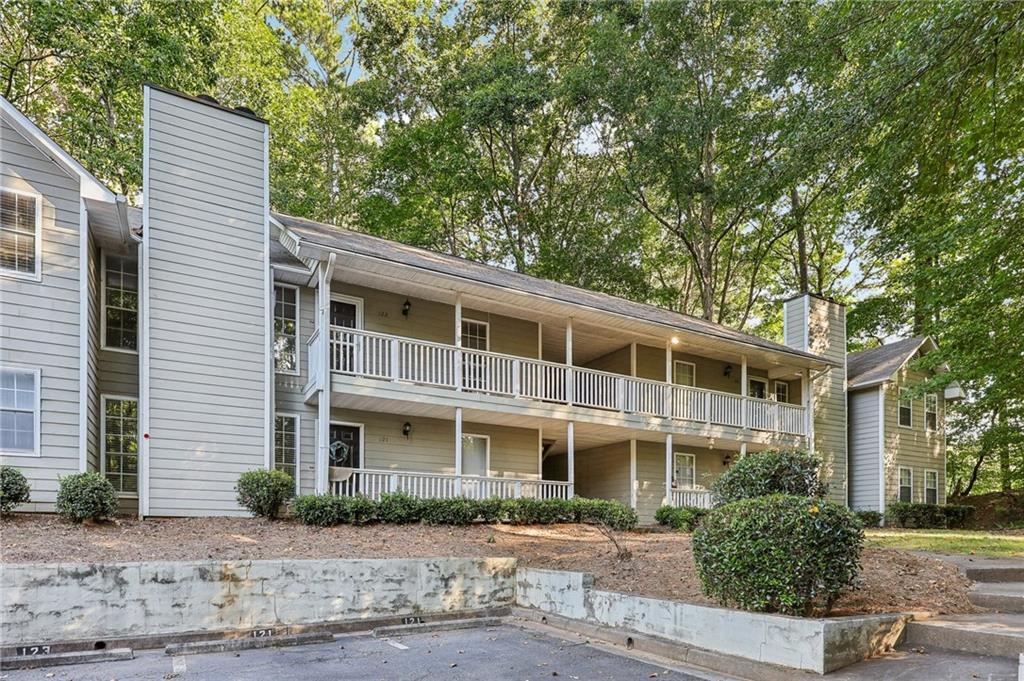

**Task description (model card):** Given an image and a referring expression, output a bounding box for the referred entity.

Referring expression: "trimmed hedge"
[236,469,294,519]
[55,472,118,522]
[710,449,827,506]
[654,505,708,532]
[0,466,31,515]
[854,510,883,528]
[693,495,863,616]
[290,494,638,530]
[885,502,975,529]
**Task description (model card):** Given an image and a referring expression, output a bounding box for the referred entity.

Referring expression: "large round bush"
[1,466,31,515]
[55,472,118,522]
[235,469,294,519]
[711,449,827,506]
[692,494,863,616]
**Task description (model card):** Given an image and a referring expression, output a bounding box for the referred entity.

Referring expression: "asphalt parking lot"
[1,624,729,681]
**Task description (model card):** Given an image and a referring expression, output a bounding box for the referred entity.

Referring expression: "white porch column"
[803,368,814,455]
[565,317,574,405]
[740,354,748,429]
[665,341,672,382]
[740,442,748,457]
[454,407,463,495]
[664,433,673,505]
[315,258,333,495]
[454,292,463,391]
[567,421,575,497]
[629,439,637,509]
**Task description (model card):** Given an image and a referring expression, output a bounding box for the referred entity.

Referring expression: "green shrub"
[943,504,975,529]
[55,472,118,522]
[337,495,378,524]
[293,495,341,526]
[711,449,827,506]
[885,502,947,529]
[566,497,637,530]
[854,510,883,528]
[235,469,294,519]
[505,497,572,524]
[693,494,863,616]
[377,492,422,524]
[421,497,479,525]
[476,497,506,523]
[655,505,708,532]
[0,466,31,515]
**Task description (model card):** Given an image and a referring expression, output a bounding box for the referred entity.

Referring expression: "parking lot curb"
[0,647,134,671]
[165,631,334,656]
[373,616,504,638]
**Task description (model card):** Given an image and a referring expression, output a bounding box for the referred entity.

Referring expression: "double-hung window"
[924,470,938,505]
[898,467,913,503]
[0,188,41,279]
[673,452,696,489]
[0,367,40,455]
[102,397,138,494]
[274,414,299,487]
[673,361,696,387]
[103,253,138,351]
[925,393,938,432]
[898,388,913,427]
[274,285,299,374]
[773,381,789,403]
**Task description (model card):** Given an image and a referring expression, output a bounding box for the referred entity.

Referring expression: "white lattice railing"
[325,328,807,437]
[329,468,573,501]
[671,487,713,509]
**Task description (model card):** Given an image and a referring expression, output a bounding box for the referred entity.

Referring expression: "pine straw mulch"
[0,514,978,616]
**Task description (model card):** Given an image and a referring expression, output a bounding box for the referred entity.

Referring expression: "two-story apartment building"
[1,85,947,523]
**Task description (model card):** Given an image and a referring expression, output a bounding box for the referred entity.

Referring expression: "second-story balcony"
[308,327,807,437]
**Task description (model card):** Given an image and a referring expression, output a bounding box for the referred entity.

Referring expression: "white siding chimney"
[783,294,848,506]
[140,85,270,516]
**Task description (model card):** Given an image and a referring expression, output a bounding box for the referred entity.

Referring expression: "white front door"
[461,434,489,477]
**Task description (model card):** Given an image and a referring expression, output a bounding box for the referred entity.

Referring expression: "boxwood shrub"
[885,502,975,529]
[710,449,828,506]
[568,497,638,530]
[420,497,479,525]
[0,466,31,515]
[377,492,422,524]
[292,494,341,527]
[654,505,708,532]
[235,469,294,519]
[55,472,118,522]
[854,510,883,528]
[693,494,863,616]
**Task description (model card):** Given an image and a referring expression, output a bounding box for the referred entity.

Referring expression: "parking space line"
[172,655,187,674]
[382,638,409,650]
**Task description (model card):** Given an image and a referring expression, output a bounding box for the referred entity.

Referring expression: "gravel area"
[0,514,977,616]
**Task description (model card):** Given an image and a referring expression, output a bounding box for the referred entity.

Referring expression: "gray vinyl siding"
[847,387,881,511]
[784,295,807,349]
[574,442,630,506]
[0,115,82,509]
[144,88,268,516]
[85,236,99,472]
[274,283,317,495]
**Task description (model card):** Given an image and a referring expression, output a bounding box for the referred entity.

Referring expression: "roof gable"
[847,336,936,389]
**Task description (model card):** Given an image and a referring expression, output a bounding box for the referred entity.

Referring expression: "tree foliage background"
[3,0,1021,496]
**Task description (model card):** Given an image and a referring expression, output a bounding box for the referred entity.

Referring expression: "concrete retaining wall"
[516,567,908,674]
[0,558,515,646]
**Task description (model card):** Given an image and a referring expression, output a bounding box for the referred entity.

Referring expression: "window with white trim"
[898,467,913,503]
[898,388,913,427]
[0,188,40,277]
[461,319,488,351]
[461,434,489,477]
[102,397,138,494]
[0,367,40,454]
[925,393,938,432]
[773,381,789,403]
[672,360,696,387]
[274,414,299,483]
[924,469,938,505]
[673,452,696,488]
[748,376,768,400]
[103,253,138,350]
[274,285,299,373]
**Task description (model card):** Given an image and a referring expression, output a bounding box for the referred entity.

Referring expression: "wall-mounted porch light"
[722,453,733,468]
[670,336,680,345]
[723,364,733,377]
[402,299,412,317]
[402,422,412,438]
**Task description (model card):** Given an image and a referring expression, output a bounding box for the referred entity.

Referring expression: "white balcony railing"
[671,487,714,509]
[316,328,806,437]
[330,467,573,501]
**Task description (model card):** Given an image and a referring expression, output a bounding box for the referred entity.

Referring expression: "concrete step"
[966,567,1024,583]
[904,614,1024,659]
[970,582,1024,613]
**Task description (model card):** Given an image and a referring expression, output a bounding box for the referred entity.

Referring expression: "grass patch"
[866,529,1024,558]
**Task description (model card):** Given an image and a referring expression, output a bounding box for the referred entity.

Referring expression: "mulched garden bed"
[0,514,977,616]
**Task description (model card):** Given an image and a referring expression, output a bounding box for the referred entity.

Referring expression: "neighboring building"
[847,337,963,514]
[1,86,947,522]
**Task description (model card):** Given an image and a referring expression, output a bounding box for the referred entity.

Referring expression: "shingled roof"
[847,336,934,389]
[273,211,836,366]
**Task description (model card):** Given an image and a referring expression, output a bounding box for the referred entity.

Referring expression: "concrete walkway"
[829,645,1019,680]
